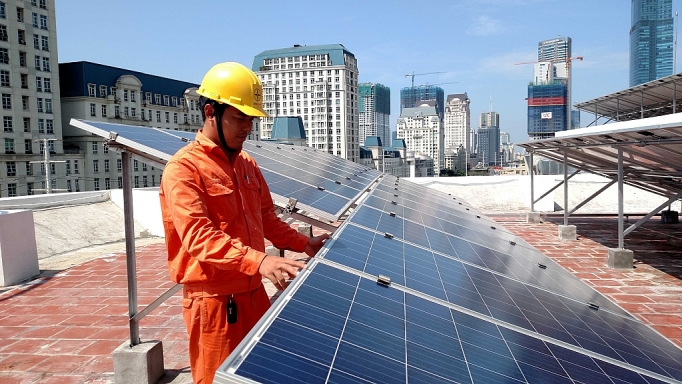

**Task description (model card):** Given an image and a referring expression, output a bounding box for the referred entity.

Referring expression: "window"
[133,159,138,171]
[19,51,26,67]
[39,0,46,9]
[2,93,10,109]
[134,176,139,188]
[154,94,160,104]
[173,113,178,124]
[165,111,169,123]
[24,139,31,154]
[1,70,9,86]
[16,7,23,22]
[131,107,136,117]
[104,178,110,190]
[130,90,136,102]
[117,176,122,189]
[18,30,25,45]
[21,96,29,111]
[146,92,151,102]
[4,139,14,154]
[143,176,148,187]
[33,33,38,49]
[103,143,108,154]
[88,84,95,97]
[27,182,33,195]
[45,98,51,113]
[41,35,48,51]
[124,106,129,118]
[34,55,40,70]
[73,160,79,174]
[123,89,128,101]
[75,179,80,192]
[31,12,37,27]
[104,159,110,172]
[39,14,47,30]
[50,163,55,175]
[101,104,107,117]
[45,119,52,133]
[65,160,70,174]
[43,78,50,92]
[172,97,177,106]
[163,95,169,106]
[0,3,4,19]
[7,183,15,197]
[42,56,49,72]
[99,85,107,97]
[117,158,122,172]
[91,141,98,154]
[66,180,71,192]
[20,74,27,89]
[92,159,99,173]
[23,117,29,132]
[151,175,155,187]
[156,111,161,122]
[3,116,11,131]
[0,25,7,42]
[36,77,42,92]
[0,47,8,64]
[37,118,43,133]
[36,97,42,112]
[5,161,15,177]
[114,105,119,117]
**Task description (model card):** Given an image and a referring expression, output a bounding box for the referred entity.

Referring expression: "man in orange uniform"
[159,62,329,383]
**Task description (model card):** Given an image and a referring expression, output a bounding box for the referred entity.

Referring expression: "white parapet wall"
[110,187,164,238]
[0,210,39,286]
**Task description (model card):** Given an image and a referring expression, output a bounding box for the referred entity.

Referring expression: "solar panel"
[217,172,682,384]
[68,119,379,221]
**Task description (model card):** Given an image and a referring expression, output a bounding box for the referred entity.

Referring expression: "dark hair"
[199,96,228,122]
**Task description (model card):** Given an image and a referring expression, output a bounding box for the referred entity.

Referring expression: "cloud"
[467,16,503,36]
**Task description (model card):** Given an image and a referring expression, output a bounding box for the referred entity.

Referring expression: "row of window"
[86,84,195,110]
[3,157,156,179]
[2,93,52,112]
[3,134,53,154]
[88,102,201,124]
[1,174,156,197]
[3,116,53,135]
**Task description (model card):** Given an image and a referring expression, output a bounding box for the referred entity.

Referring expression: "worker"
[159,62,329,384]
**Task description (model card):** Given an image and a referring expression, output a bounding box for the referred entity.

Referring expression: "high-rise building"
[0,0,63,197]
[527,37,572,140]
[444,93,470,153]
[358,83,390,146]
[58,61,202,192]
[396,105,443,175]
[400,85,445,119]
[478,111,500,166]
[630,0,673,87]
[252,44,360,162]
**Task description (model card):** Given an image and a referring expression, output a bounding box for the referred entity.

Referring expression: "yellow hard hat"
[196,62,268,118]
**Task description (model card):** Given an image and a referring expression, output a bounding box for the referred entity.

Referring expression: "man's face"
[221,106,254,151]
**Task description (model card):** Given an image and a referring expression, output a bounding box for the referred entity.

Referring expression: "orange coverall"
[159,131,309,384]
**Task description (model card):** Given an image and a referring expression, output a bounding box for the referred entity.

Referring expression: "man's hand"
[259,256,307,291]
[304,234,330,257]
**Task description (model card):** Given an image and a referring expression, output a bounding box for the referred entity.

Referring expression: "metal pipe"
[617,149,624,249]
[530,152,534,212]
[625,192,682,236]
[568,180,617,215]
[533,169,580,204]
[564,151,568,225]
[122,151,140,346]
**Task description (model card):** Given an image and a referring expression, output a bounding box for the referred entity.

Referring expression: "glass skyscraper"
[359,83,391,146]
[400,86,445,119]
[630,0,673,87]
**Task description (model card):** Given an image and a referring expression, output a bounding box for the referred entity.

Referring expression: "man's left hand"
[304,234,330,257]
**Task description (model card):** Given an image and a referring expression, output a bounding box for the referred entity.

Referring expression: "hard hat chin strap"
[213,103,238,153]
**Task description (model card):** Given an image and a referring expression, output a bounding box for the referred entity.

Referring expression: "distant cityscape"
[0,0,675,196]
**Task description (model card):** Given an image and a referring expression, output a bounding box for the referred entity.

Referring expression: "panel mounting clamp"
[384,232,394,239]
[377,274,391,286]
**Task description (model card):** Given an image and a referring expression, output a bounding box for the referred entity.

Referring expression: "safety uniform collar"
[195,130,242,157]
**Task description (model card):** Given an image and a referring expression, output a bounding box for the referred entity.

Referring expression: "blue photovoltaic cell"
[230,263,670,384]
[77,120,191,157]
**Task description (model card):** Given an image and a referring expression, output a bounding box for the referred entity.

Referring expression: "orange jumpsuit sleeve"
[162,159,266,275]
[254,165,310,253]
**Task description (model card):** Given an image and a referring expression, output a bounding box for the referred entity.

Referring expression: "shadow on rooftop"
[0,269,60,303]
[157,367,191,384]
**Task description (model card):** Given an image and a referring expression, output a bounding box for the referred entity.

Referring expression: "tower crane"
[418,81,459,88]
[405,71,445,88]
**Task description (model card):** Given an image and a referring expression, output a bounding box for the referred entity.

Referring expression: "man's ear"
[203,103,215,119]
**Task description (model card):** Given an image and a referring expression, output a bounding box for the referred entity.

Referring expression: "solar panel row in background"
[69,120,379,221]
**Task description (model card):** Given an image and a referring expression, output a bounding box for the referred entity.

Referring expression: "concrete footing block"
[297,224,313,237]
[113,340,164,384]
[558,225,577,241]
[661,210,679,224]
[608,248,634,270]
[526,212,542,224]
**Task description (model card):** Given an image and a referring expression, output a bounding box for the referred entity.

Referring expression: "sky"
[55,0,682,145]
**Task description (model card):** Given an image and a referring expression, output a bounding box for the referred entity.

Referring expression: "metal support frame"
[277,209,338,233]
[568,180,617,215]
[529,152,534,212]
[617,149,624,249]
[533,169,580,205]
[563,152,569,226]
[624,192,682,237]
[121,150,140,346]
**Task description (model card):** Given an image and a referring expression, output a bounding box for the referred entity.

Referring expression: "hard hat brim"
[231,103,269,118]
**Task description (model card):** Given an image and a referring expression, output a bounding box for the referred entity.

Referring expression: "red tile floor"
[0,216,680,383]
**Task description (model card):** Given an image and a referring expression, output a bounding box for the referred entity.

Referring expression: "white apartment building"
[253,44,360,162]
[58,61,201,192]
[396,105,444,175]
[444,93,470,154]
[358,82,390,146]
[0,0,63,197]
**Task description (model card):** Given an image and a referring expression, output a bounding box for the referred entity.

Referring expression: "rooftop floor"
[0,215,680,383]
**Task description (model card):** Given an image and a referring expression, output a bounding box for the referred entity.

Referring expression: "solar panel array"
[69,119,379,221]
[218,175,682,384]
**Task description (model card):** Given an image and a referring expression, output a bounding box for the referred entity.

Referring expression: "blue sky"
[56,0,682,144]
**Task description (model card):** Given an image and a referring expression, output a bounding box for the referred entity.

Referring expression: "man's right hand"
[258,256,307,291]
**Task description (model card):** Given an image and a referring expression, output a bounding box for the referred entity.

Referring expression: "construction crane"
[418,81,458,88]
[405,71,445,88]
